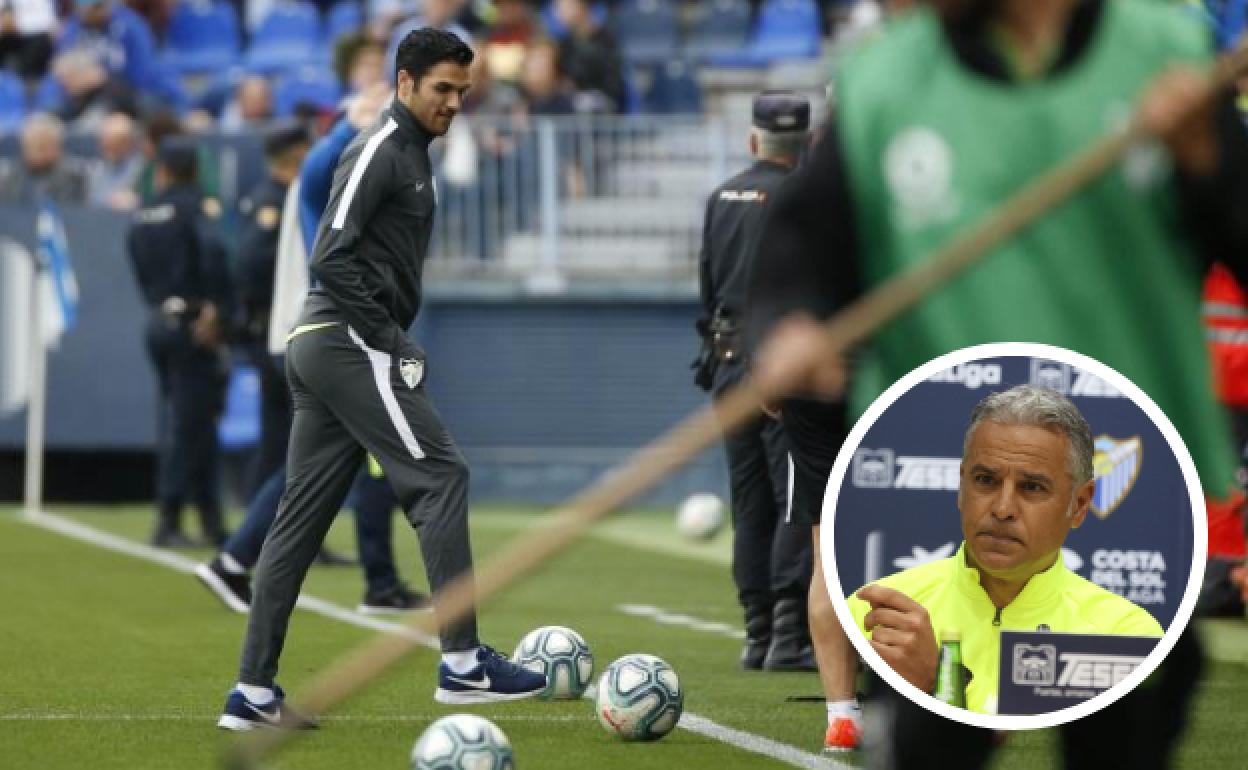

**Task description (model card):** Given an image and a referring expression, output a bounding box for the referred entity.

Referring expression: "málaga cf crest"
[1091,436,1142,519]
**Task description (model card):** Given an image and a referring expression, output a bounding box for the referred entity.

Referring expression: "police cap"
[263,120,311,158]
[752,91,810,133]
[157,137,198,179]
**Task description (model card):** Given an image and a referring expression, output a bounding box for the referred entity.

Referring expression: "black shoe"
[357,583,431,615]
[741,602,772,671]
[151,530,198,549]
[763,597,818,672]
[195,556,252,614]
[315,547,357,567]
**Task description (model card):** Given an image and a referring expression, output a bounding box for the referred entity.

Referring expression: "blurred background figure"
[220,75,274,134]
[127,139,232,548]
[0,0,55,81]
[0,112,88,204]
[553,0,623,113]
[87,111,142,210]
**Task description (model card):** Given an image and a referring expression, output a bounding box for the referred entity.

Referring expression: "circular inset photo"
[821,343,1207,730]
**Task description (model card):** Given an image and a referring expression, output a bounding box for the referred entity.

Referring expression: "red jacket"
[1204,263,1248,407]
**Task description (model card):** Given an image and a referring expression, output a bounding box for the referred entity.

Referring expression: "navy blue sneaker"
[216,685,319,731]
[434,645,548,704]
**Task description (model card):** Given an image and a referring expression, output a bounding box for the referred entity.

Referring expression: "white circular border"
[819,342,1208,730]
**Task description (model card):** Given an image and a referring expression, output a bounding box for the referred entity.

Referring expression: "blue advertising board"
[832,356,1193,628]
[997,630,1157,715]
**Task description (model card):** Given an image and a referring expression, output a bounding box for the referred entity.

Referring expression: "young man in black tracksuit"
[217,29,545,731]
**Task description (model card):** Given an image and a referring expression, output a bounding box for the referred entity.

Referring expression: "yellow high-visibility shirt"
[847,542,1163,713]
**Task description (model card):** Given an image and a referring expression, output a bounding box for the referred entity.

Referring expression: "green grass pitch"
[1,504,1245,769]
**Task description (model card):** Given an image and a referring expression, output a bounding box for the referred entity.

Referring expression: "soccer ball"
[512,625,593,700]
[677,493,725,540]
[595,653,683,741]
[410,714,514,770]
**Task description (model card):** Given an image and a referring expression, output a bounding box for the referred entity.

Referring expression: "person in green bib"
[746,0,1248,762]
[846,384,1163,715]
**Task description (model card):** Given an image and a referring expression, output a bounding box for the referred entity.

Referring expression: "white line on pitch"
[19,510,841,769]
[616,603,746,640]
[0,713,586,723]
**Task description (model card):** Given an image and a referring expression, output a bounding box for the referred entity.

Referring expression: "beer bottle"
[933,630,967,708]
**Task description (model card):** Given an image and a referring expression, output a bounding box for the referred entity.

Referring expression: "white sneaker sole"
[194,564,250,615]
[433,686,546,705]
[217,714,270,731]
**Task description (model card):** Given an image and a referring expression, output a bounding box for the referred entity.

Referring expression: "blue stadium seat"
[164,0,241,75]
[644,59,702,114]
[613,0,679,65]
[323,1,362,45]
[274,66,342,116]
[684,0,750,62]
[708,0,820,67]
[244,2,321,75]
[748,0,821,62]
[0,72,27,135]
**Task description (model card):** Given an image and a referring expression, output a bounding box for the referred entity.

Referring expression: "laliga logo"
[927,364,1002,389]
[1091,436,1142,519]
[1029,360,1122,398]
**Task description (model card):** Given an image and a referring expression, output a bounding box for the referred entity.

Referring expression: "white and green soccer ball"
[410,714,514,770]
[511,625,594,700]
[595,653,683,741]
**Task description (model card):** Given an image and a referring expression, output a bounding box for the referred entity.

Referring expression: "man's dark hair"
[394,27,473,84]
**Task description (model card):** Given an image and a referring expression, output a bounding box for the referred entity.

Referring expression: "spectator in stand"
[48,0,184,115]
[0,113,89,204]
[483,0,540,85]
[87,111,144,210]
[385,0,472,81]
[0,0,55,79]
[334,34,388,97]
[220,75,273,134]
[520,39,573,116]
[553,0,624,113]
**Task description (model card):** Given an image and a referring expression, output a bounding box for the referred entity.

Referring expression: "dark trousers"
[240,324,478,686]
[146,318,226,540]
[715,365,812,608]
[224,462,403,596]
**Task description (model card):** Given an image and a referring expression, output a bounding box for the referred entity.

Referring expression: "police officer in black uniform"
[127,139,233,547]
[234,121,311,496]
[695,91,815,671]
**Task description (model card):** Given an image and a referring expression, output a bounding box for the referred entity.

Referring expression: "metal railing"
[425,114,752,289]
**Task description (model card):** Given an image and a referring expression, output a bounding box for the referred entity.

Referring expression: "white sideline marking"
[617,603,746,640]
[679,714,852,770]
[18,511,843,768]
[21,510,439,647]
[0,713,586,723]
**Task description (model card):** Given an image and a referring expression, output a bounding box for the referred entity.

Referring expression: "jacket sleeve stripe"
[330,118,398,231]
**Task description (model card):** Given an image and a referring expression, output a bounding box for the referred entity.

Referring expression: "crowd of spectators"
[0,0,776,211]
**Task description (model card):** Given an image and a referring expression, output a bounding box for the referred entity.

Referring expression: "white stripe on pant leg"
[785,452,795,524]
[347,326,425,460]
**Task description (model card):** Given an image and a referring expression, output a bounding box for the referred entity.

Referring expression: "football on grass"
[411,713,514,770]
[512,625,594,700]
[677,493,725,540]
[595,653,683,741]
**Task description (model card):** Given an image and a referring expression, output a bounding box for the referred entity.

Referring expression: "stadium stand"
[164,0,242,76]
[0,73,27,136]
[683,0,752,63]
[612,0,680,66]
[244,2,322,75]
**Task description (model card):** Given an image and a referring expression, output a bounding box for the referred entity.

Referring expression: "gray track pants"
[239,322,478,687]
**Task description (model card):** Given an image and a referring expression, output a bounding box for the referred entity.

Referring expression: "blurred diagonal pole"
[228,35,1248,769]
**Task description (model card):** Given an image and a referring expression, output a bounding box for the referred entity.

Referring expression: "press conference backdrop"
[0,206,724,506]
[832,356,1193,628]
